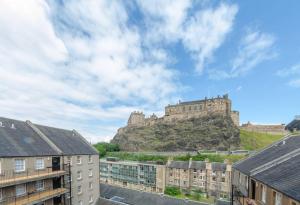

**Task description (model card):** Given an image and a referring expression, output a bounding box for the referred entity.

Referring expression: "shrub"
[164,186,181,196]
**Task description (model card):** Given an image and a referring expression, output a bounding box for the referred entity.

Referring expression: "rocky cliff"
[111,114,240,151]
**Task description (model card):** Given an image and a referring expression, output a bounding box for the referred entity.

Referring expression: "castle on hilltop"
[127,94,240,127]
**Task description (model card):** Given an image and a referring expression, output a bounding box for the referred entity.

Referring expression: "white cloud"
[182,3,238,73]
[277,63,300,87]
[0,0,179,142]
[209,29,276,79]
[136,1,238,74]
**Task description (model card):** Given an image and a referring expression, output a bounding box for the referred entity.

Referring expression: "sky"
[0,0,299,143]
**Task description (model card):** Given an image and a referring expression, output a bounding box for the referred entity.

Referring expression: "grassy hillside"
[240,129,284,150]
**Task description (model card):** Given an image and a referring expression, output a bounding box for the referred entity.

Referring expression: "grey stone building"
[0,116,99,205]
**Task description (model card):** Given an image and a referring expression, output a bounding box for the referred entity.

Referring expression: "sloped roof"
[35,124,98,155]
[252,154,300,202]
[190,161,206,170]
[233,135,300,175]
[0,117,59,157]
[211,162,227,171]
[0,116,98,157]
[100,183,207,205]
[167,161,189,169]
[286,119,300,131]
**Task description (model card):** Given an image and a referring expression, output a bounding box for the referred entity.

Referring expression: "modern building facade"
[166,159,232,199]
[99,158,231,199]
[0,117,99,205]
[100,158,165,193]
[232,134,300,205]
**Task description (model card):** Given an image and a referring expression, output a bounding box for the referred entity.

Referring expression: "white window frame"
[89,195,93,203]
[262,185,266,203]
[15,159,25,173]
[89,182,93,189]
[35,158,45,170]
[0,161,2,175]
[76,156,82,164]
[89,169,93,177]
[16,184,26,197]
[77,185,82,194]
[275,192,282,205]
[35,180,44,191]
[79,200,83,205]
[77,171,82,180]
[88,155,92,163]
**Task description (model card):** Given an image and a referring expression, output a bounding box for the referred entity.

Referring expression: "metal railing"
[0,167,66,188]
[0,185,67,205]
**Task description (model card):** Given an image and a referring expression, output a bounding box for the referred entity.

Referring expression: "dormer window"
[0,122,4,127]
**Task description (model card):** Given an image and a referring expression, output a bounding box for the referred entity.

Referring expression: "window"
[88,155,92,163]
[16,184,26,196]
[35,180,44,191]
[212,176,216,181]
[79,200,83,205]
[67,156,72,165]
[0,161,1,175]
[35,158,44,170]
[15,159,25,172]
[275,192,282,205]
[261,185,266,203]
[89,195,93,203]
[77,185,82,194]
[222,177,225,182]
[77,171,82,180]
[291,202,297,205]
[0,189,2,201]
[89,169,93,177]
[89,182,93,189]
[76,156,81,164]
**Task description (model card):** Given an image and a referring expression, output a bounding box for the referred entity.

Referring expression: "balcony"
[1,187,68,205]
[0,168,67,188]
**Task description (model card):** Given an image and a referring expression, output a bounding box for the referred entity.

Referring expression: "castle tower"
[127,111,145,126]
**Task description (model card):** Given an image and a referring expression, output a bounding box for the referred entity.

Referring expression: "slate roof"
[167,161,189,169]
[35,124,98,155]
[233,135,300,175]
[0,116,98,157]
[100,183,208,205]
[190,161,206,170]
[0,117,58,157]
[211,162,227,171]
[96,198,124,205]
[286,119,300,131]
[252,154,300,202]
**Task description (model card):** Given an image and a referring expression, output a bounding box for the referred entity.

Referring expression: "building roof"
[100,183,208,205]
[0,117,59,157]
[167,161,189,169]
[35,124,98,155]
[215,200,231,205]
[285,119,300,131]
[190,161,206,170]
[252,153,300,202]
[211,162,227,171]
[233,135,300,175]
[0,116,98,157]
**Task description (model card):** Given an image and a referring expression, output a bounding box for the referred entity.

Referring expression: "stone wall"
[126,94,240,128]
[240,122,287,135]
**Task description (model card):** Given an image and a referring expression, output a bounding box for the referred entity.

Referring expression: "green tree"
[164,186,181,196]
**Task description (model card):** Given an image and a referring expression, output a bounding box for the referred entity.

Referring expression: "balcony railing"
[0,185,68,205]
[0,167,67,188]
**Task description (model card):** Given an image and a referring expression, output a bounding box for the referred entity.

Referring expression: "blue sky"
[0,0,299,142]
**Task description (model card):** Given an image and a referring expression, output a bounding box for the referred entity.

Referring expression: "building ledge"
[5,188,68,205]
[0,170,67,188]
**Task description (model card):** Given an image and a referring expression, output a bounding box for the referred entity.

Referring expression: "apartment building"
[100,158,165,193]
[166,159,232,199]
[0,117,99,205]
[232,134,300,205]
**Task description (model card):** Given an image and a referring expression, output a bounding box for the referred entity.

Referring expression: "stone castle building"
[127,94,239,127]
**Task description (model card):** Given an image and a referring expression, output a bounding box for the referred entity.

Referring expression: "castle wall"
[126,95,240,127]
[240,122,287,135]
